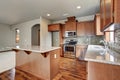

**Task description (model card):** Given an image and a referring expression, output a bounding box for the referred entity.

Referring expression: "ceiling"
[0,0,100,25]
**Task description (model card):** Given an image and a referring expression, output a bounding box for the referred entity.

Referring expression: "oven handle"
[63,45,76,53]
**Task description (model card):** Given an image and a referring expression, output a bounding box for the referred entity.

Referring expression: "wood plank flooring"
[0,57,87,80]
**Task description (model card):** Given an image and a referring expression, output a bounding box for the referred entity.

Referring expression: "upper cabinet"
[114,0,120,23]
[95,14,103,35]
[85,21,95,35]
[77,22,86,36]
[48,24,61,32]
[100,0,120,31]
[77,21,95,36]
[65,16,77,31]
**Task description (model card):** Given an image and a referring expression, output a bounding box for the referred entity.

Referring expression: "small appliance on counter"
[63,39,77,58]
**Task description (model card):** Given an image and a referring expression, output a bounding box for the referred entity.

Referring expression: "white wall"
[52,15,95,24]
[10,17,52,47]
[40,17,52,47]
[0,24,12,47]
[10,19,40,46]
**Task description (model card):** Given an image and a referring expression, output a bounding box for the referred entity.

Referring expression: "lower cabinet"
[88,62,120,80]
[50,49,60,79]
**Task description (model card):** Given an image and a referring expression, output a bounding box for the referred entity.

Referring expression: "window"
[15,28,20,43]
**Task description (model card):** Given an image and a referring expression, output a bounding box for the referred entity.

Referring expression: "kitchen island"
[85,45,120,80]
[13,46,61,80]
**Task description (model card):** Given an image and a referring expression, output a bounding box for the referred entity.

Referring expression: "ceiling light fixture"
[47,14,51,16]
[77,6,81,9]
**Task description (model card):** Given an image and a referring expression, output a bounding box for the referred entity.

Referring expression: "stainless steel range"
[64,39,77,58]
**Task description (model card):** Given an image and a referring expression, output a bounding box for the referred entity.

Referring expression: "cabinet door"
[61,24,65,37]
[76,46,81,58]
[85,21,95,35]
[100,0,113,31]
[114,0,120,23]
[65,21,76,31]
[95,14,103,35]
[104,0,114,27]
[77,21,95,36]
[50,49,60,79]
[77,22,86,36]
[100,0,106,31]
[48,24,60,32]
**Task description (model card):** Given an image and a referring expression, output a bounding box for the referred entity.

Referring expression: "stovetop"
[64,39,77,45]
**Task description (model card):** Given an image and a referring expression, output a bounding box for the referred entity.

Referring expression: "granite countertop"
[85,45,120,65]
[12,45,61,53]
[0,47,12,53]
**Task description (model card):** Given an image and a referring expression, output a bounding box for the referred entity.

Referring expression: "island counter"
[85,45,120,80]
[13,46,61,80]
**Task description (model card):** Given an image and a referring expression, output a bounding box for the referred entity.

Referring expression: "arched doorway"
[31,24,40,46]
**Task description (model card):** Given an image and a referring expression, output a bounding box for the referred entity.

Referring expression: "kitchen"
[0,0,120,80]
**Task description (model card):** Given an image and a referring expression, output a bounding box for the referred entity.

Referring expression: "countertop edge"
[12,47,61,53]
[84,58,120,66]
[84,45,120,66]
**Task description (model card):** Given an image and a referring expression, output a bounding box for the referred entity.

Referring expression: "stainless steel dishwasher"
[76,45,87,60]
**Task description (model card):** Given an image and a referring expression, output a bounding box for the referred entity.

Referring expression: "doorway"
[31,24,40,46]
[52,32,60,47]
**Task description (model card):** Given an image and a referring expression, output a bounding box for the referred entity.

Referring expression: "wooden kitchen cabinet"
[48,23,61,32]
[114,0,120,23]
[100,0,105,31]
[77,22,86,36]
[60,44,64,57]
[100,0,113,31]
[65,16,77,31]
[65,21,77,31]
[61,24,65,37]
[77,21,95,36]
[95,14,103,35]
[50,49,60,79]
[76,45,81,58]
[88,62,120,80]
[85,21,95,35]
[100,0,120,31]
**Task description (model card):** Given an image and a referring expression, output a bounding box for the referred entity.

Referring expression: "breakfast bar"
[12,46,61,80]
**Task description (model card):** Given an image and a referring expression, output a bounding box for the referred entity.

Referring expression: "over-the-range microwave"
[65,31,76,37]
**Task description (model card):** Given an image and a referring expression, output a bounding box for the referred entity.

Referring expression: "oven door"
[64,45,75,53]
[63,45,76,58]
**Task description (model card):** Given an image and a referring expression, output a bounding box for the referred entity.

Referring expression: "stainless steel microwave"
[65,31,76,37]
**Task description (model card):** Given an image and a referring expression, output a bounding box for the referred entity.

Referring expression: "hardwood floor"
[0,57,87,80]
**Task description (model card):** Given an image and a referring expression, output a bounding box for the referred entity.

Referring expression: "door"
[52,32,60,47]
[38,29,40,45]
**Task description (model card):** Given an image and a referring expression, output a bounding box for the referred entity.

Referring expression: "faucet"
[100,39,108,49]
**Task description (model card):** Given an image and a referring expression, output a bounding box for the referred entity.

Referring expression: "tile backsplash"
[77,36,104,45]
[115,29,120,43]
[64,36,104,45]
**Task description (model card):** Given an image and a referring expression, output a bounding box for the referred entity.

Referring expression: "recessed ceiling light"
[77,6,81,9]
[47,14,50,16]
[63,13,68,16]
